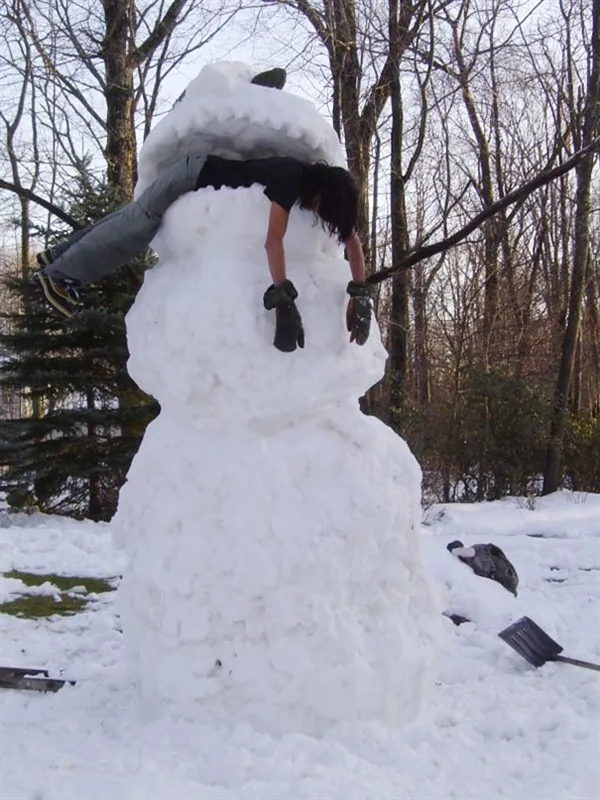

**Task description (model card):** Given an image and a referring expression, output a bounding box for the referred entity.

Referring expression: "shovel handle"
[553,655,600,672]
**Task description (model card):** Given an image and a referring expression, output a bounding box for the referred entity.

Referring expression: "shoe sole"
[35,272,74,319]
[36,251,54,268]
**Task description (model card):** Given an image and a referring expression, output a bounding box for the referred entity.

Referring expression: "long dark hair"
[297,162,358,243]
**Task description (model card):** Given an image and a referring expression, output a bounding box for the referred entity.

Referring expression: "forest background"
[0,0,598,519]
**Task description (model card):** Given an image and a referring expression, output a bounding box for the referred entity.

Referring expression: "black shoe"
[36,249,54,268]
[34,271,83,318]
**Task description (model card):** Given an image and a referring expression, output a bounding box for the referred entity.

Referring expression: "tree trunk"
[85,388,103,519]
[100,0,149,456]
[543,0,599,493]
[385,0,417,420]
[413,271,430,406]
[450,11,499,368]
[19,197,30,272]
[585,252,600,411]
[268,0,402,272]
[102,0,136,201]
[387,94,411,415]
[336,45,372,256]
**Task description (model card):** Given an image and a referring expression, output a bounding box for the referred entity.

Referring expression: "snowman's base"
[113,405,440,735]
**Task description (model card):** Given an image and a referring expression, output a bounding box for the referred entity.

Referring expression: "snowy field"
[0,490,598,800]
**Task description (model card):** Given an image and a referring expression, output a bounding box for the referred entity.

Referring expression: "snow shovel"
[498,617,600,672]
[0,666,74,693]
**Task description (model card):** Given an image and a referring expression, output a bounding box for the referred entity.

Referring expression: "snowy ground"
[0,491,598,800]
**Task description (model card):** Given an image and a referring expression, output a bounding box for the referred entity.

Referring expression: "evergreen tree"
[0,174,158,520]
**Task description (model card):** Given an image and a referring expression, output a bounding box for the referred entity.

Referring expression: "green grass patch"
[0,571,118,619]
[4,571,116,594]
[0,593,88,618]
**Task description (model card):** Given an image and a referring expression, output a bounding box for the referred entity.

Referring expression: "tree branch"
[128,0,187,68]
[261,0,328,46]
[18,0,107,131]
[0,179,82,229]
[367,135,600,284]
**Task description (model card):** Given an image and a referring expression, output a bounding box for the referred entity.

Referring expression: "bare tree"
[0,5,42,272]
[386,0,433,411]
[584,241,599,411]
[0,0,246,223]
[543,0,600,494]
[0,0,248,516]
[261,0,417,261]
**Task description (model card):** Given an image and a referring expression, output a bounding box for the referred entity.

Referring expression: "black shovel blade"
[0,666,72,693]
[498,616,563,668]
[0,666,49,678]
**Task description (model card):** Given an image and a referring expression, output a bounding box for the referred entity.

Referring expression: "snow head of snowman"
[128,62,386,424]
[136,61,346,194]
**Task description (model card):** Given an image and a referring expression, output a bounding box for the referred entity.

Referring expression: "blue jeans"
[45,155,206,287]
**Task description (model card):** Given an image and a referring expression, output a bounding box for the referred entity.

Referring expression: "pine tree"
[0,175,158,520]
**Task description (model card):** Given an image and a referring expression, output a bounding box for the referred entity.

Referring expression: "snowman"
[112,62,441,735]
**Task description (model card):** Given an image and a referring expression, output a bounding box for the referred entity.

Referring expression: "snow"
[114,62,440,734]
[1,492,599,799]
[135,61,345,195]
[449,545,476,558]
[2,62,598,797]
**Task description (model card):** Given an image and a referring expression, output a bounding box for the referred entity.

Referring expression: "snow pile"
[111,62,441,735]
[1,493,599,800]
[423,491,598,643]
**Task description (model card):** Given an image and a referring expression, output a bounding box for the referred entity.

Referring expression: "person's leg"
[43,155,206,287]
[135,154,207,221]
[43,203,161,287]
[37,208,125,266]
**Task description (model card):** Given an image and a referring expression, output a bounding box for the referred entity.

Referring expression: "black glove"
[263,280,305,353]
[346,280,376,345]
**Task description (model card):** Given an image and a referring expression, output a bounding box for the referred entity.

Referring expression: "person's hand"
[263,280,305,353]
[346,280,376,345]
[274,303,305,351]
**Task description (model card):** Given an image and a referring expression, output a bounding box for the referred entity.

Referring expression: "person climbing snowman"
[35,67,375,353]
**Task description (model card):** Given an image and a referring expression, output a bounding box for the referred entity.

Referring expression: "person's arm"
[344,232,374,345]
[345,232,366,282]
[264,202,290,285]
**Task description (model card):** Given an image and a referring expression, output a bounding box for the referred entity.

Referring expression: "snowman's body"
[112,63,441,735]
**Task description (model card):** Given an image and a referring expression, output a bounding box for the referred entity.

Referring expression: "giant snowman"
[112,62,441,735]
